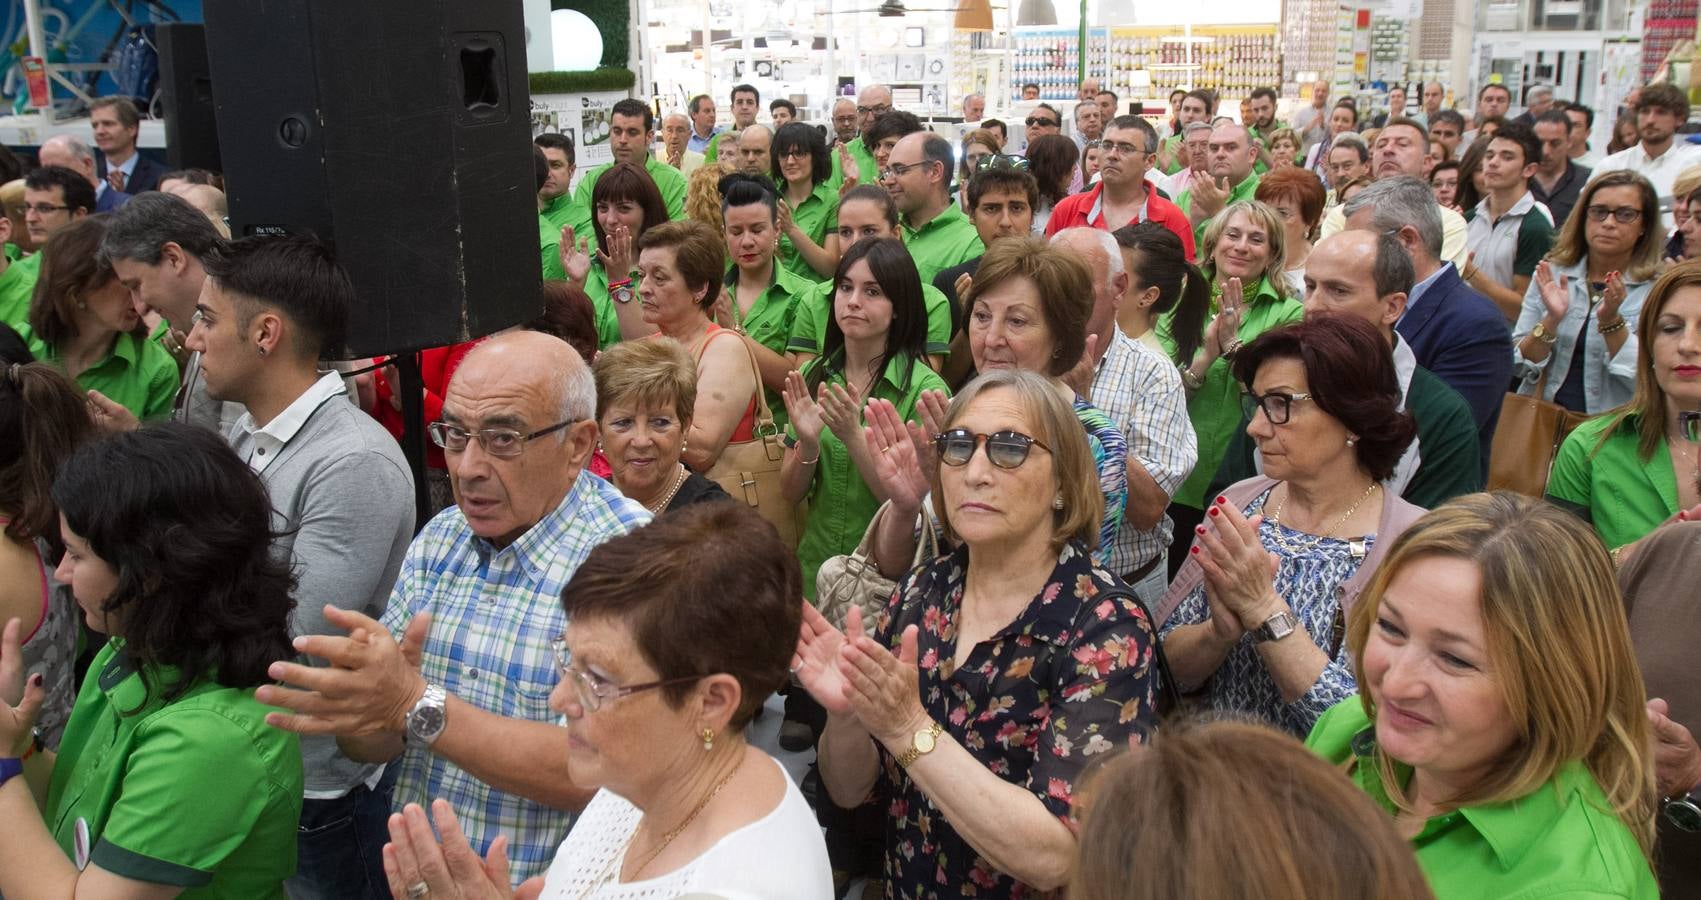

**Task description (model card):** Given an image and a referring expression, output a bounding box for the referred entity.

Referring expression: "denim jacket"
[1510,256,1649,414]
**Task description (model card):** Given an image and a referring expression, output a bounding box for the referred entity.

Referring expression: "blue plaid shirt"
[381,472,650,881]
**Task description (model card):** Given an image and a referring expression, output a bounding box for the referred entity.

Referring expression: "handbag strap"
[704,327,779,437]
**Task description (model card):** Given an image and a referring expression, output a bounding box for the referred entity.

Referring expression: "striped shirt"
[1091,328,1197,578]
[381,472,651,882]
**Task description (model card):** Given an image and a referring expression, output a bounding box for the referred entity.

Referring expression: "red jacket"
[1044,181,1197,261]
[368,339,482,470]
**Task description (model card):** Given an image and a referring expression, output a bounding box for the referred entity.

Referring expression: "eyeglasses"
[878,160,934,181]
[551,639,701,713]
[974,154,1030,172]
[1100,140,1146,157]
[1241,390,1314,425]
[935,427,1051,469]
[856,104,891,116]
[427,419,578,458]
[1585,205,1642,224]
[24,203,70,215]
[1025,116,1058,128]
[778,148,811,161]
[1681,410,1701,443]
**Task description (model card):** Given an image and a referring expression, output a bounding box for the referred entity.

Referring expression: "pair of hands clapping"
[559,223,634,286]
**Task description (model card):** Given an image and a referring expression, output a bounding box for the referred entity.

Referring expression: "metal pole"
[1077,0,1086,90]
[396,352,432,531]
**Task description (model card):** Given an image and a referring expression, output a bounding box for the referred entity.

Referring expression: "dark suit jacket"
[95,188,131,213]
[95,151,168,195]
[1395,264,1514,468]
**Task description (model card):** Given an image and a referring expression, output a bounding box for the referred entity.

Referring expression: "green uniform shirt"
[703,131,734,164]
[46,641,304,897]
[786,279,952,359]
[580,262,628,349]
[17,323,179,421]
[538,214,566,281]
[788,353,948,597]
[726,263,814,428]
[1547,412,1681,550]
[1157,275,1303,509]
[573,156,688,221]
[3,241,22,262]
[779,180,840,281]
[900,203,984,287]
[830,138,879,189]
[1306,699,1658,900]
[1179,172,1262,248]
[0,251,43,331]
[539,193,592,247]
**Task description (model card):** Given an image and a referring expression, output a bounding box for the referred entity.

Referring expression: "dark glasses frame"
[935,428,1051,469]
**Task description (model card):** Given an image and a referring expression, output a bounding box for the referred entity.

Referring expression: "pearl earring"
[701,728,714,751]
[1346,437,1356,447]
[1053,493,1065,510]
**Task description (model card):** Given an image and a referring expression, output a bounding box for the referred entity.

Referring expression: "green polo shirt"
[779,180,840,281]
[17,323,179,421]
[0,251,43,331]
[1306,699,1658,900]
[46,641,303,897]
[581,261,629,349]
[1179,171,1262,248]
[703,131,734,164]
[539,193,592,246]
[786,279,952,359]
[900,203,984,287]
[788,353,948,597]
[538,214,567,281]
[572,156,687,221]
[1156,275,1303,509]
[726,263,813,428]
[1547,412,1682,550]
[830,138,879,188]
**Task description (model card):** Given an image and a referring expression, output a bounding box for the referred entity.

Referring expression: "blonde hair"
[1546,170,1666,283]
[930,369,1104,553]
[592,337,698,425]
[1346,492,1656,858]
[684,163,728,240]
[1071,722,1434,900]
[1199,200,1290,300]
[1599,260,1701,461]
[1673,163,1701,206]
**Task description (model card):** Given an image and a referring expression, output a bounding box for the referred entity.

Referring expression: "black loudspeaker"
[156,24,221,173]
[201,0,539,357]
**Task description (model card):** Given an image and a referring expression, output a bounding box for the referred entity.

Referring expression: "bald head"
[1208,122,1257,184]
[1050,227,1126,358]
[38,135,97,185]
[456,330,593,424]
[736,124,772,176]
[857,84,893,132]
[1300,230,1410,339]
[170,183,231,236]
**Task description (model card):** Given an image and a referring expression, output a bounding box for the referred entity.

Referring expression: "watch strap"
[896,721,943,769]
[0,756,23,789]
[1252,609,1299,643]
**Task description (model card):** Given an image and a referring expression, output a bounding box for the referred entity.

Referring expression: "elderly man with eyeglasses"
[830,84,892,188]
[1046,115,1196,259]
[257,329,652,885]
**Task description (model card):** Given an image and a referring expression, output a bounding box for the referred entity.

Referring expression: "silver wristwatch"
[406,683,448,747]
[1252,610,1299,643]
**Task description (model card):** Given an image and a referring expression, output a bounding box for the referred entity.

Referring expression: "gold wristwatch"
[1530,321,1559,345]
[896,721,944,769]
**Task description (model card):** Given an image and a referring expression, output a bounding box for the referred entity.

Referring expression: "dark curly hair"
[1232,314,1417,482]
[51,423,296,707]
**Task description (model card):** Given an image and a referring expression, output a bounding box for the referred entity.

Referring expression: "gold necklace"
[617,755,745,887]
[645,465,689,514]
[1264,482,1380,554]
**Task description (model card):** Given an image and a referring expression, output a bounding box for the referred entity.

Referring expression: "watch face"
[410,706,446,741]
[914,730,937,754]
[1667,799,1701,832]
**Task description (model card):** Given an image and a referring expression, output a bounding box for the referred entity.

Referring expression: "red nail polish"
[1195,525,1207,534]
[1681,511,1690,521]
[1190,546,1200,555]
[1215,496,1227,505]
[1208,507,1220,517]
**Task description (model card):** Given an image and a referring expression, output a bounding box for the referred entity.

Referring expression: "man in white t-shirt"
[1588,82,1701,229]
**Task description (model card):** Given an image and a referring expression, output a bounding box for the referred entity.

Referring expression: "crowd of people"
[0,72,1697,900]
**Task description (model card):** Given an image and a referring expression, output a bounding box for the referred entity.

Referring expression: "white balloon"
[550,9,604,72]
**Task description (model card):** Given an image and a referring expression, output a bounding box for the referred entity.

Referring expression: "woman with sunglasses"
[795,368,1160,898]
[1548,261,1701,560]
[772,123,841,281]
[956,129,1003,212]
[383,503,834,898]
[1512,171,1664,415]
[1155,315,1423,736]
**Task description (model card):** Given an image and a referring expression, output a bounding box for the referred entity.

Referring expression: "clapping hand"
[864,398,931,513]
[1206,277,1245,360]
[781,370,825,448]
[794,602,857,715]
[839,607,929,746]
[1599,270,1628,322]
[1646,698,1701,800]
[601,224,635,281]
[1192,497,1284,631]
[255,607,432,737]
[1061,332,1101,401]
[777,198,797,238]
[1533,260,1570,321]
[817,381,863,440]
[559,232,593,285]
[836,144,860,196]
[383,799,543,900]
[1190,174,1230,223]
[0,618,44,755]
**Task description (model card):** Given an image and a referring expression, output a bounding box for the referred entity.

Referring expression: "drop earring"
[1052,493,1065,510]
[1346,436,1356,447]
[701,728,714,751]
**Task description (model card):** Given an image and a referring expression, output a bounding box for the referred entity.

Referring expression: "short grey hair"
[1371,230,1415,297]
[1342,176,1444,262]
[561,355,596,425]
[41,134,93,163]
[98,190,223,266]
[1183,121,1214,136]
[1051,226,1124,278]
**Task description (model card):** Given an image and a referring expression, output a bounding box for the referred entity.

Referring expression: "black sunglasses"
[1025,116,1058,127]
[935,428,1051,469]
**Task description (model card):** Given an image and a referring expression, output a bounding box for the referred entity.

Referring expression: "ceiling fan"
[832,0,972,15]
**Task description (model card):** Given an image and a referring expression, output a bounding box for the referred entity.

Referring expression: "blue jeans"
[286,766,398,900]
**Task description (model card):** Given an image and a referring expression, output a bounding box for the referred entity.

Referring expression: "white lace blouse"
[537,755,833,899]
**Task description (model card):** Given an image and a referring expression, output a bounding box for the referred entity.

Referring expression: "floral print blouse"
[872,540,1160,899]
